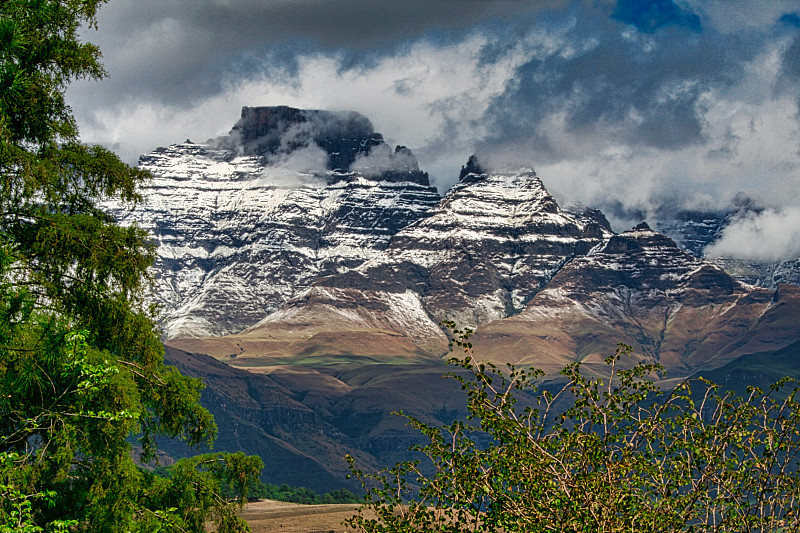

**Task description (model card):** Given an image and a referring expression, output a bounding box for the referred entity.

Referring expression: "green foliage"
[240,481,360,505]
[138,453,263,533]
[0,1,262,531]
[347,322,800,532]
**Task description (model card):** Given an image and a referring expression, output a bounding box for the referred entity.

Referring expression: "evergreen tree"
[0,1,260,530]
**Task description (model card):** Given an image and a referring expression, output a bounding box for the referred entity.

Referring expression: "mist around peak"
[470,150,537,176]
[351,144,419,177]
[203,106,435,187]
[253,144,331,188]
[706,206,800,262]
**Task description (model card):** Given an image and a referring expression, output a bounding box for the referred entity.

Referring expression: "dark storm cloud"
[78,0,563,108]
[475,7,752,160]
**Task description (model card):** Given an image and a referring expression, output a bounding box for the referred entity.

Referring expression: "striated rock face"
[198,166,614,360]
[470,223,800,375]
[107,109,440,338]
[170,148,799,373]
[219,203,800,376]
[108,106,799,376]
[321,166,612,327]
[708,257,800,288]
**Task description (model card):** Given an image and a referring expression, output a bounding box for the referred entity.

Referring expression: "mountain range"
[108,106,800,491]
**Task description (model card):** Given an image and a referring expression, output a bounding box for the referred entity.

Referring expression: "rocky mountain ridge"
[121,106,800,493]
[107,107,440,338]
[472,222,799,374]
[169,160,619,362]
[109,106,800,363]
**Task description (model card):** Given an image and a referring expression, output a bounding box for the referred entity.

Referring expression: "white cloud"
[75,99,243,164]
[69,5,800,227]
[351,144,419,177]
[71,32,534,190]
[687,0,800,34]
[532,41,800,222]
[538,91,800,216]
[705,207,800,261]
[266,143,329,173]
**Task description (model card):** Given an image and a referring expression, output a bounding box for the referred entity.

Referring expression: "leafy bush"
[347,323,800,532]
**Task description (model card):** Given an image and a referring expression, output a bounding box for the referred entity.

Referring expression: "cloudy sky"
[68,0,800,258]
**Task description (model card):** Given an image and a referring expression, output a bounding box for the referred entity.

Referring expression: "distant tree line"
[148,462,360,506]
[238,482,359,505]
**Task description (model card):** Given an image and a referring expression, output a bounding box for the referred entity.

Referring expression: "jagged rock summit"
[231,106,380,170]
[218,106,430,185]
[106,107,440,338]
[104,105,800,380]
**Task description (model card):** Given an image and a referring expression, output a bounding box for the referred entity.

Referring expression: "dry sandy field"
[238,499,371,533]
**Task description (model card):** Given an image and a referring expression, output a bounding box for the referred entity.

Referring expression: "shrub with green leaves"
[347,322,800,532]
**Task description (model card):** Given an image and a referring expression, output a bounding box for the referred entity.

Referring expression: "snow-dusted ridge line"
[104,137,443,339]
[107,106,799,344]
